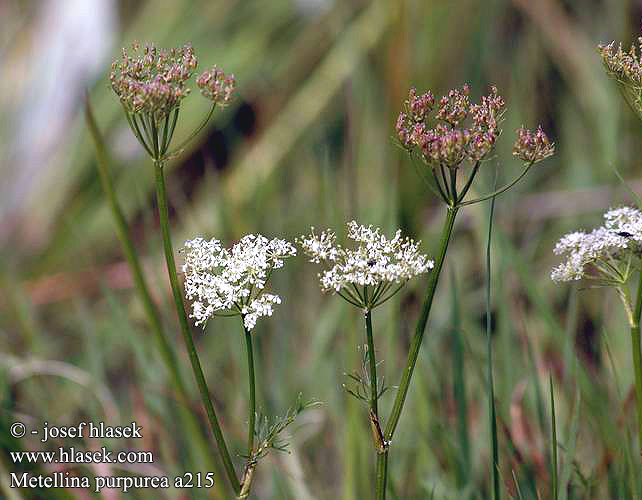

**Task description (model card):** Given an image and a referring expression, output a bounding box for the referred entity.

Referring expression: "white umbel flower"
[241,294,282,330]
[182,234,296,329]
[551,206,642,283]
[298,221,433,309]
[604,206,642,240]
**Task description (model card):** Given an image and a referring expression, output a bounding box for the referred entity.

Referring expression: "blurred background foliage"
[2,0,642,498]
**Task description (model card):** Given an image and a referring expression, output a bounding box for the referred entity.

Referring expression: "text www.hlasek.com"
[9,421,216,492]
[10,447,153,465]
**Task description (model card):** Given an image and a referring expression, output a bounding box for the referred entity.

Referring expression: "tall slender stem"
[375,452,388,500]
[85,101,223,481]
[154,162,241,494]
[631,258,642,450]
[550,375,558,500]
[87,103,178,388]
[365,307,387,500]
[243,320,256,457]
[486,194,500,500]
[630,325,642,448]
[384,206,458,440]
[376,206,458,498]
[365,308,378,417]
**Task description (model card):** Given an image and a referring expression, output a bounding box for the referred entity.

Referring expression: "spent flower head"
[298,221,433,310]
[182,234,296,330]
[197,66,236,105]
[513,126,555,164]
[598,37,642,117]
[110,42,197,119]
[396,84,504,169]
[396,84,554,206]
[551,206,642,284]
[110,42,235,161]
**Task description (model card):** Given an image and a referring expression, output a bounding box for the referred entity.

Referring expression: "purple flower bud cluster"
[111,43,198,119]
[396,85,505,169]
[197,66,236,105]
[598,39,642,88]
[436,85,470,127]
[407,87,435,122]
[512,126,555,164]
[598,37,642,119]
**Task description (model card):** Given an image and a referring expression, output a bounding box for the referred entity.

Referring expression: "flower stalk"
[363,306,388,499]
[299,222,434,499]
[384,206,458,443]
[243,319,256,458]
[365,308,379,424]
[630,261,642,446]
[599,32,642,451]
[552,206,642,454]
[85,98,225,485]
[384,84,554,497]
[375,453,388,500]
[615,278,642,450]
[180,230,298,498]
[154,161,241,494]
[109,41,242,494]
[374,207,458,500]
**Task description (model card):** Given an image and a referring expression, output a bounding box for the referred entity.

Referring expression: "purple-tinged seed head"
[512,126,555,165]
[197,66,236,106]
[110,42,199,119]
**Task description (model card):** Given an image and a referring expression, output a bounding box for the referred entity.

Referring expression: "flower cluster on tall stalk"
[396,84,554,208]
[108,42,316,498]
[182,235,316,498]
[108,41,244,495]
[553,31,642,457]
[85,102,225,486]
[316,84,553,499]
[551,206,642,452]
[299,221,433,477]
[110,42,234,162]
[98,40,557,498]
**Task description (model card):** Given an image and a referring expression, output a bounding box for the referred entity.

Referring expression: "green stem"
[431,168,450,204]
[365,308,378,417]
[384,206,458,440]
[165,104,216,159]
[150,115,160,158]
[154,162,241,494]
[160,113,170,155]
[243,320,256,458]
[631,259,642,451]
[374,206,458,499]
[86,100,223,475]
[86,102,182,395]
[124,111,153,157]
[409,152,444,200]
[365,306,386,499]
[364,302,388,499]
[457,166,531,207]
[449,167,458,202]
[486,193,500,500]
[550,375,558,500]
[375,452,388,500]
[456,160,480,204]
[631,325,642,452]
[440,165,452,202]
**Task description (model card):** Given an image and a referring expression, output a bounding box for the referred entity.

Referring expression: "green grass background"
[2,0,642,498]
